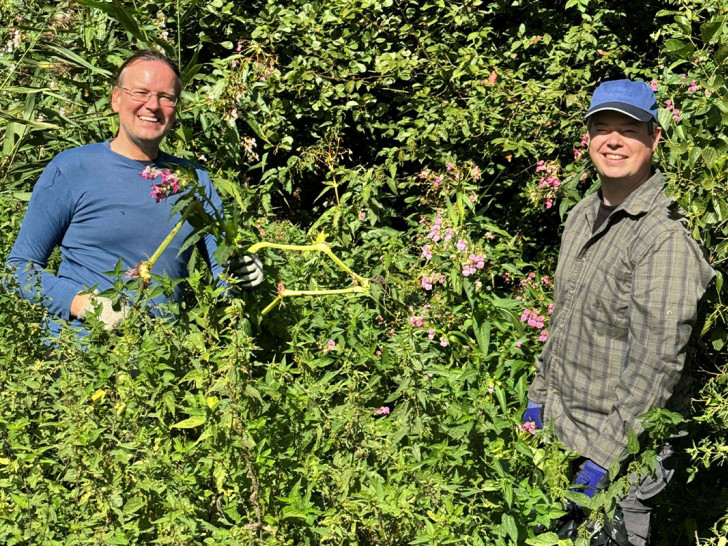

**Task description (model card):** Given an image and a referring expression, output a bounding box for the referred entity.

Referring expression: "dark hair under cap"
[114,50,182,96]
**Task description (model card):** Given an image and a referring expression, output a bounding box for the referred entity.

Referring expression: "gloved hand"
[522,400,544,429]
[77,295,129,330]
[571,459,608,499]
[226,253,264,290]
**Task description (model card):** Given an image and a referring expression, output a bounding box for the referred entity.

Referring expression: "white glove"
[77,295,129,330]
[226,253,264,290]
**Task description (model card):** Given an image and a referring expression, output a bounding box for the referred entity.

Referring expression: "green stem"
[246,241,369,287]
[260,286,367,316]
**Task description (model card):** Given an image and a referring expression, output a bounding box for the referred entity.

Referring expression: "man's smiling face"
[111,59,178,160]
[588,110,660,188]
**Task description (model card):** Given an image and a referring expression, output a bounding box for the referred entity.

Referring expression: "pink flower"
[462,264,476,277]
[359,210,366,220]
[471,165,481,180]
[428,328,436,340]
[665,99,673,111]
[673,109,681,122]
[688,80,699,92]
[456,239,467,251]
[469,193,477,203]
[440,336,448,347]
[542,275,550,285]
[574,148,582,161]
[521,421,537,435]
[545,197,553,209]
[140,166,156,179]
[421,276,433,290]
[324,339,337,352]
[706,90,712,98]
[515,341,522,348]
[649,79,659,91]
[548,303,554,315]
[539,329,549,342]
[444,228,454,241]
[446,162,454,171]
[375,350,382,356]
[580,133,589,147]
[488,384,494,394]
[516,295,522,301]
[374,406,390,416]
[421,245,432,260]
[409,315,425,328]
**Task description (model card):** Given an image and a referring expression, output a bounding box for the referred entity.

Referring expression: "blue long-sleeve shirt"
[6,141,224,336]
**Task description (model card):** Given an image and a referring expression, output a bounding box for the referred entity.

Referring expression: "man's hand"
[571,459,608,499]
[76,294,129,330]
[522,400,544,429]
[226,253,264,290]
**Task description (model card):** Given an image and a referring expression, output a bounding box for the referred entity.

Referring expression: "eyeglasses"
[118,87,178,107]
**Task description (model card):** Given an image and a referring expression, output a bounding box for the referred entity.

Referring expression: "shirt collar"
[584,169,665,232]
[613,169,665,217]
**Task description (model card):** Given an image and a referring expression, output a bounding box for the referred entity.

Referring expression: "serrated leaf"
[702,146,718,168]
[627,427,640,454]
[526,533,562,546]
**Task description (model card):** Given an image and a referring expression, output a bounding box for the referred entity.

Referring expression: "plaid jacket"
[528,170,714,469]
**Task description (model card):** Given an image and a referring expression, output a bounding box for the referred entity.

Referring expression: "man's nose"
[606,131,622,146]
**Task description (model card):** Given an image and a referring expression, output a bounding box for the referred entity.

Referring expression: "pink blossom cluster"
[374,406,390,416]
[521,309,545,329]
[426,210,444,242]
[520,421,537,435]
[665,99,680,122]
[141,167,183,203]
[649,79,659,91]
[520,272,536,287]
[409,314,426,327]
[687,80,699,93]
[421,272,445,290]
[323,339,337,352]
[533,161,561,209]
[462,253,485,277]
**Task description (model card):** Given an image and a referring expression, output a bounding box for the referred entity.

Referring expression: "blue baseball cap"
[585,79,659,124]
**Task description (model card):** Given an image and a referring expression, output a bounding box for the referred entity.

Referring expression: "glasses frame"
[118,86,178,107]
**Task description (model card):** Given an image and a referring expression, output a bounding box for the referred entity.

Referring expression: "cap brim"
[585,101,654,122]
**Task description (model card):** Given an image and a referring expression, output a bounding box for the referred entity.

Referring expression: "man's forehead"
[589,111,646,127]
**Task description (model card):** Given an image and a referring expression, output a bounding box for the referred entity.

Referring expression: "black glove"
[226,253,264,290]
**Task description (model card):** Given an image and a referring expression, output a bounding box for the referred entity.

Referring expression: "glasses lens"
[130,90,151,102]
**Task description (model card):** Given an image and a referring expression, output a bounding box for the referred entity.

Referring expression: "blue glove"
[571,460,608,498]
[522,401,544,429]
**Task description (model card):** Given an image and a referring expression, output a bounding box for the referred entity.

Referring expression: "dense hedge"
[1,0,727,544]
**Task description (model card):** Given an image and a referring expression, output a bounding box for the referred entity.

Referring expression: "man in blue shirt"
[6,50,262,335]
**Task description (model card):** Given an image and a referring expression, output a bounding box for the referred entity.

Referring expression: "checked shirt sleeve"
[5,164,83,320]
[584,229,713,468]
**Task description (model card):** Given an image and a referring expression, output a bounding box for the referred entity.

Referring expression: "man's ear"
[111,87,121,113]
[651,126,662,151]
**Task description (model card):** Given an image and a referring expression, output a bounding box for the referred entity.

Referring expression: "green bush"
[1,0,727,543]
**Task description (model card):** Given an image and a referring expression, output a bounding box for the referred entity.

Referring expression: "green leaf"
[171,415,206,429]
[501,513,518,543]
[702,146,718,168]
[526,533,562,546]
[627,427,640,454]
[44,44,112,76]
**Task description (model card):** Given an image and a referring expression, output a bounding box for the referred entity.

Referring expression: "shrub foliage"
[1,0,727,544]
